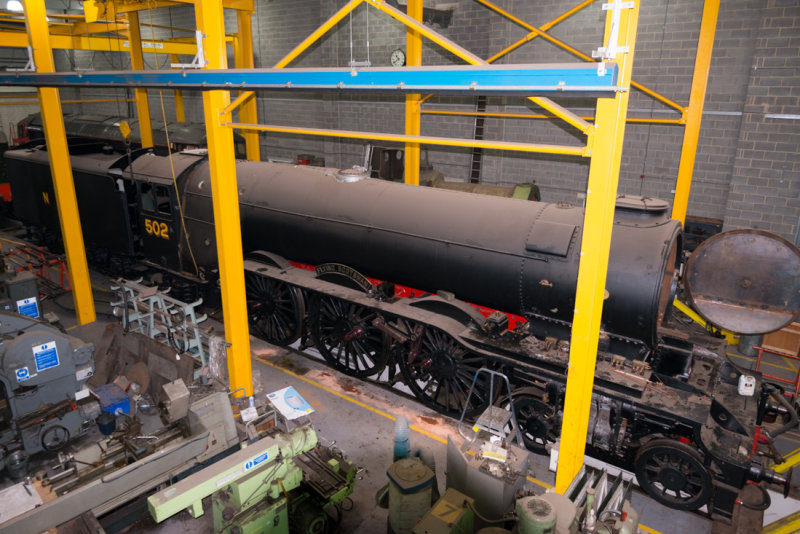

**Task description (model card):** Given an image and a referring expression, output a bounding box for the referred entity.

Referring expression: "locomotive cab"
[136,178,181,271]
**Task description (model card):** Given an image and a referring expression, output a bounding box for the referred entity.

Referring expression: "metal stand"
[110,278,208,364]
[457,367,524,447]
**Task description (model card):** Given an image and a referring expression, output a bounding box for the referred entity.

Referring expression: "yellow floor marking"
[728,352,795,373]
[257,356,554,489]
[0,236,30,247]
[260,353,671,533]
[781,353,798,373]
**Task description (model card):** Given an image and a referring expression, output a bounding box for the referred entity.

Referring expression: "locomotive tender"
[4,140,795,521]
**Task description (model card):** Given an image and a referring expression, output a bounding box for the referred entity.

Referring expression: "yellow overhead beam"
[23,0,96,325]
[49,21,128,36]
[0,98,134,106]
[195,0,253,397]
[555,0,640,493]
[109,0,254,13]
[422,109,684,125]
[404,0,422,186]
[229,122,586,156]
[671,0,719,225]
[0,30,200,54]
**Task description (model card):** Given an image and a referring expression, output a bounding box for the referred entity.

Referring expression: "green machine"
[148,424,356,534]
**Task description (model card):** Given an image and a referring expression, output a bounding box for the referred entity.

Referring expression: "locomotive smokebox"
[684,229,800,334]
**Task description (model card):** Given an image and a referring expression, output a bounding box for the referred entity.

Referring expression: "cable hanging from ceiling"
[147,0,199,277]
[349,2,371,68]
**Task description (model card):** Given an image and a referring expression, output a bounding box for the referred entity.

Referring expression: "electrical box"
[162,379,190,423]
[0,271,40,319]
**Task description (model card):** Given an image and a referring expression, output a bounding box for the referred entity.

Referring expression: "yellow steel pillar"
[23,0,95,324]
[170,54,186,123]
[235,11,260,161]
[555,0,640,493]
[671,0,720,225]
[196,0,253,396]
[127,11,154,148]
[404,0,422,185]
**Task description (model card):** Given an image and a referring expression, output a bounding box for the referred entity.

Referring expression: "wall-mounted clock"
[390,48,406,67]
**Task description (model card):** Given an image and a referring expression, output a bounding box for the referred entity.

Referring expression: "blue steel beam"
[0,63,619,96]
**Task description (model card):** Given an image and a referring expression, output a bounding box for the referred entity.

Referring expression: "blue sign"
[33,342,60,372]
[244,451,270,472]
[15,367,30,382]
[16,298,39,319]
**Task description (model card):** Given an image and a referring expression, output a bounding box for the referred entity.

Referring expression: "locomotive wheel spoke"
[634,438,712,511]
[398,324,492,418]
[308,295,389,379]
[245,271,304,346]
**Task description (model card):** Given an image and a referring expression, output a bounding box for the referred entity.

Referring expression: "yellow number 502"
[144,218,169,239]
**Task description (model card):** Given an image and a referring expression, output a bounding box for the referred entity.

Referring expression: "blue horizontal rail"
[0,63,619,96]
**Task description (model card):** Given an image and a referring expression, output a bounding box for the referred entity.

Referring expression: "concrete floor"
[109,340,715,534]
[1,229,797,533]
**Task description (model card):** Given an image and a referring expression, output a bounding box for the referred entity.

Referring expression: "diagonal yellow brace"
[671,0,720,224]
[23,0,95,324]
[229,0,367,111]
[672,298,737,344]
[222,90,254,116]
[368,0,592,135]
[485,0,596,63]
[476,0,684,114]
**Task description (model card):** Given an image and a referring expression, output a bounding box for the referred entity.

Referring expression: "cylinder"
[6,450,29,481]
[738,334,763,358]
[516,496,557,534]
[387,457,434,534]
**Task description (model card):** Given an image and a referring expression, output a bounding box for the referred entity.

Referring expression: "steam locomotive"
[4,139,795,521]
[16,112,248,158]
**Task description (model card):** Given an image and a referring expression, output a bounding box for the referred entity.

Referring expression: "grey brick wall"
[723,2,800,238]
[4,1,797,240]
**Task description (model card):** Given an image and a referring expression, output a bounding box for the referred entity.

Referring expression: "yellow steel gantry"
[193,0,253,397]
[671,0,720,224]
[12,0,645,452]
[404,0,422,186]
[556,1,641,491]
[22,0,96,325]
[436,0,720,226]
[233,11,259,161]
[127,11,154,148]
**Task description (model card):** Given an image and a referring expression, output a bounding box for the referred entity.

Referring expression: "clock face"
[390,49,406,67]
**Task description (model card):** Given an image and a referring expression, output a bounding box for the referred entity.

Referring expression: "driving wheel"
[308,295,389,378]
[245,271,305,346]
[634,438,712,511]
[398,324,492,418]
